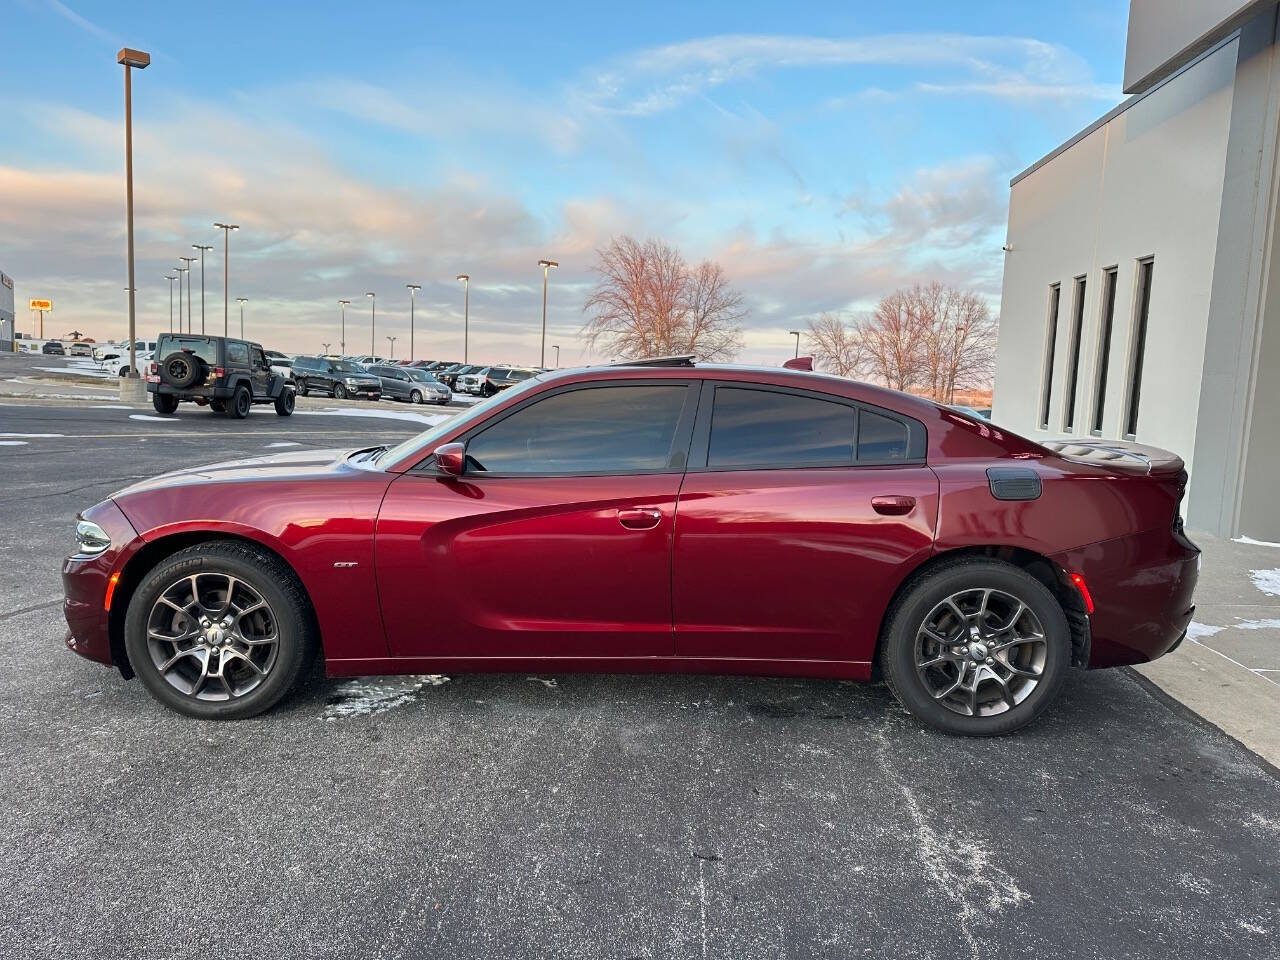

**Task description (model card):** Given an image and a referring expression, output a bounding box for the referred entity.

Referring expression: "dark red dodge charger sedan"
[63,359,1199,734]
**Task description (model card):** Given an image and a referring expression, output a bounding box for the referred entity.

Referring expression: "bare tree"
[806,313,863,377]
[863,290,930,392]
[582,236,745,361]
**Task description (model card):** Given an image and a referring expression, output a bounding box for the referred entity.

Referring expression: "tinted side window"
[858,410,909,461]
[708,388,854,468]
[226,341,248,364]
[466,385,688,474]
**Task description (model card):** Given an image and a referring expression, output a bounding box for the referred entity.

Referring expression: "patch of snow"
[1234,535,1280,548]
[1248,568,1280,597]
[295,406,451,426]
[1232,618,1280,631]
[0,441,29,446]
[529,677,558,689]
[0,432,65,438]
[264,441,302,448]
[1238,920,1269,935]
[1186,621,1225,640]
[128,414,178,422]
[89,404,132,410]
[33,365,113,379]
[321,675,449,720]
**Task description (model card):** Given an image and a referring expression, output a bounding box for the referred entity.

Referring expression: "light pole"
[537,259,558,368]
[338,300,350,356]
[406,284,420,361]
[192,244,213,333]
[322,342,331,354]
[456,274,469,363]
[236,297,248,338]
[789,330,801,358]
[553,344,560,368]
[164,275,176,332]
[366,292,375,355]
[213,222,239,336]
[179,257,196,333]
[176,266,188,332]
[386,336,397,360]
[118,47,149,389]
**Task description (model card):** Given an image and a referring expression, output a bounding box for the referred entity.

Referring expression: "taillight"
[1069,572,1095,614]
[214,366,226,379]
[149,362,158,375]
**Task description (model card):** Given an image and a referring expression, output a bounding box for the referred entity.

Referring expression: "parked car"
[95,339,158,364]
[291,356,382,400]
[436,363,480,389]
[354,355,387,367]
[366,364,452,405]
[68,342,94,357]
[147,334,295,418]
[63,359,1199,732]
[41,341,65,356]
[265,351,295,380]
[104,351,152,377]
[457,366,537,397]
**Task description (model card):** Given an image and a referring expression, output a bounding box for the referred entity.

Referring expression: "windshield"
[331,360,365,373]
[375,374,545,469]
[406,369,438,382]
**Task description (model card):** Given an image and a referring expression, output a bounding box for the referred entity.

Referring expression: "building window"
[1039,284,1061,429]
[1062,276,1086,431]
[1124,258,1154,439]
[1091,267,1118,434]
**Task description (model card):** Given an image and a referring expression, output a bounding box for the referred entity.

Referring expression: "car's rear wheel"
[123,542,317,719]
[409,389,423,404]
[274,389,295,416]
[151,393,178,414]
[295,379,307,397]
[879,559,1070,736]
[333,383,348,400]
[227,385,251,419]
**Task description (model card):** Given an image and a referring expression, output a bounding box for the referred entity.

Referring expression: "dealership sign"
[1,273,13,290]
[29,299,52,311]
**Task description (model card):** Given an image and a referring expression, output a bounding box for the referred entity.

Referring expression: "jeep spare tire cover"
[159,351,206,389]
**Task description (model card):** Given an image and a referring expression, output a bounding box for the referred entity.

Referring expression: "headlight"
[345,377,360,385]
[75,519,111,556]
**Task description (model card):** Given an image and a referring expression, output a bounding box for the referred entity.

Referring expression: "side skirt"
[324,655,874,682]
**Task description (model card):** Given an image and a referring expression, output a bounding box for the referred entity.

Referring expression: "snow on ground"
[33,364,113,379]
[1235,535,1280,548]
[0,441,28,446]
[0,432,65,438]
[321,675,450,720]
[128,414,178,423]
[295,406,450,426]
[1187,621,1225,640]
[264,441,302,448]
[1248,568,1280,597]
[1233,618,1280,630]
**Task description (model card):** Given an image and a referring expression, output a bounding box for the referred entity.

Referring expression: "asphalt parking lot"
[1,398,1277,960]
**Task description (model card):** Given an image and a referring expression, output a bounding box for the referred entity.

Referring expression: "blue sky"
[1,0,1129,363]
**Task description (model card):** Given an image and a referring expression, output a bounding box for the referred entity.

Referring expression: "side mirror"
[435,442,465,477]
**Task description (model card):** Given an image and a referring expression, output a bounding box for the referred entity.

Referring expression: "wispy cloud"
[42,0,119,46]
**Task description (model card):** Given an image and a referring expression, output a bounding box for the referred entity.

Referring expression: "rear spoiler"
[1040,438,1185,477]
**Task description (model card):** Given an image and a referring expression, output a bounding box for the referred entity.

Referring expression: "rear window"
[157,335,217,364]
[858,409,910,461]
[708,388,855,468]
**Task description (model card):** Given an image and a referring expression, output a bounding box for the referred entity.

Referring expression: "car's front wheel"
[123,542,317,719]
[274,389,295,416]
[295,379,308,397]
[879,559,1070,736]
[409,389,423,404]
[333,383,348,400]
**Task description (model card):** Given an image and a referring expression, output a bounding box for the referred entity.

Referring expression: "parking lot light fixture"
[456,274,469,363]
[387,335,397,360]
[164,275,176,333]
[213,223,239,336]
[537,259,558,368]
[192,244,213,333]
[179,257,197,333]
[366,292,376,354]
[338,300,351,356]
[789,330,801,358]
[236,297,248,338]
[118,47,149,382]
[553,344,560,368]
[406,284,421,361]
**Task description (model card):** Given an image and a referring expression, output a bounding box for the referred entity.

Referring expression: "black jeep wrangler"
[146,334,295,418]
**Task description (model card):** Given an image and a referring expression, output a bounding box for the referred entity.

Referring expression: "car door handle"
[617,507,663,530]
[871,495,916,516]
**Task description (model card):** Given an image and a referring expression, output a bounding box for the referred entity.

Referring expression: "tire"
[227,385,251,419]
[209,400,226,413]
[158,351,206,389]
[409,390,423,404]
[119,367,129,378]
[295,379,308,397]
[151,393,178,414]
[878,558,1070,736]
[333,383,348,400]
[274,389,295,416]
[123,541,317,720]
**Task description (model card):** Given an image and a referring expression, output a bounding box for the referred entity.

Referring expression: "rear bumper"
[147,381,235,400]
[1054,526,1200,668]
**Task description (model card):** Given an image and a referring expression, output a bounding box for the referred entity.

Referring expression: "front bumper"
[62,499,142,670]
